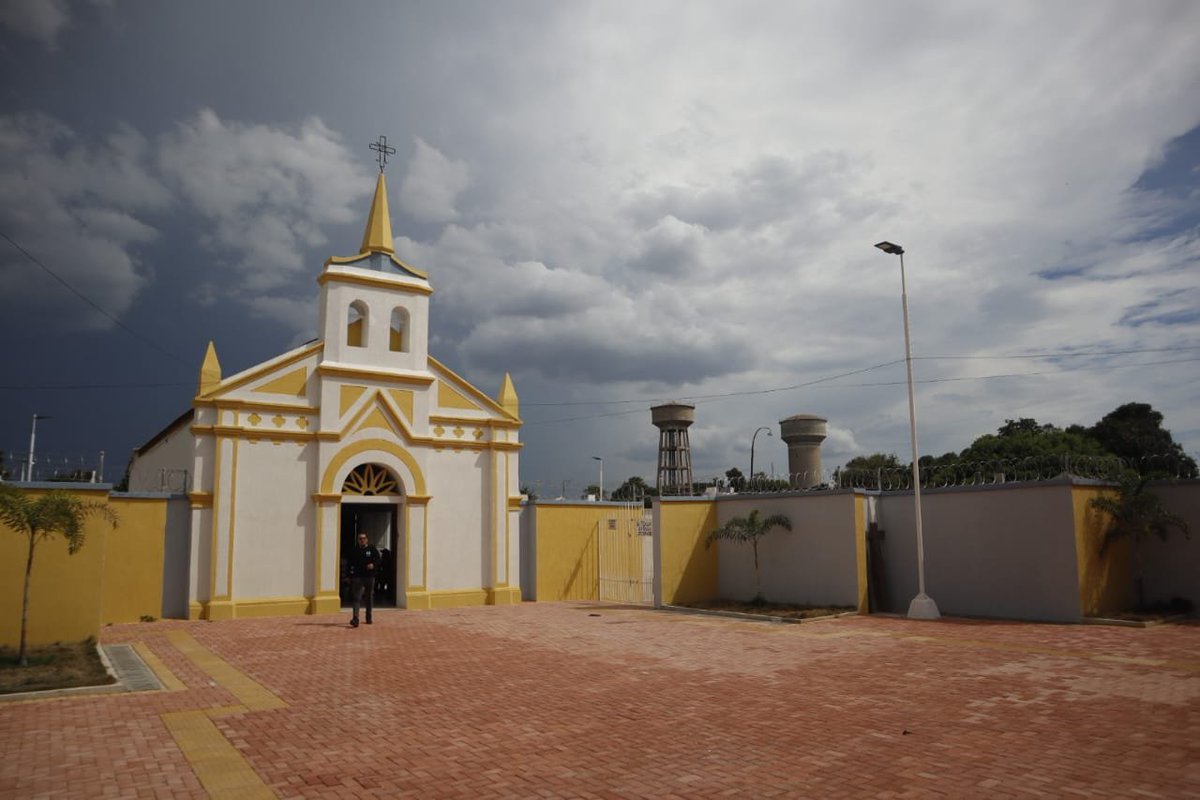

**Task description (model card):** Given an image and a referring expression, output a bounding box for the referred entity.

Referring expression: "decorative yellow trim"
[387,389,414,423]
[308,593,341,615]
[193,398,317,414]
[342,463,400,495]
[429,414,522,429]
[198,341,222,397]
[312,492,343,503]
[209,437,224,602]
[189,491,213,508]
[225,437,240,602]
[405,590,431,610]
[317,363,435,384]
[428,589,489,608]
[191,424,315,443]
[487,587,522,605]
[188,601,205,620]
[319,437,428,495]
[498,372,520,420]
[438,380,479,411]
[406,495,431,505]
[317,269,433,294]
[197,340,323,400]
[362,172,395,253]
[507,496,524,509]
[205,599,236,620]
[340,385,367,416]
[252,366,308,397]
[227,596,311,618]
[429,356,514,419]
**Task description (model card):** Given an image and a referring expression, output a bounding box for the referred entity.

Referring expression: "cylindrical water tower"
[779,414,827,489]
[651,402,695,496]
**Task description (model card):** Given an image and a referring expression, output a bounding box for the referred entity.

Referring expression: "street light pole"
[749,426,772,490]
[26,414,51,483]
[874,241,940,620]
[591,456,603,501]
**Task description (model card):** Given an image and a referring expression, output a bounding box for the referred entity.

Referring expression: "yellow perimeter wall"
[1072,485,1132,617]
[533,504,604,601]
[657,500,719,605]
[0,487,169,648]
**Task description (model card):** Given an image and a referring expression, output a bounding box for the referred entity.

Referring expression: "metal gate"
[598,501,654,604]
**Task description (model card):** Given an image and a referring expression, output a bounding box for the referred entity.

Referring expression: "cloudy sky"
[1,0,1198,494]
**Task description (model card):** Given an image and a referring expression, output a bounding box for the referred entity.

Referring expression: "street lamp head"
[591,456,602,462]
[874,241,904,256]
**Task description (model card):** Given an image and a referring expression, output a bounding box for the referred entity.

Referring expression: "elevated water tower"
[779,414,827,488]
[651,402,695,496]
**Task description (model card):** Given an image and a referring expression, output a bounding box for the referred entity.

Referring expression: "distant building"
[131,170,522,618]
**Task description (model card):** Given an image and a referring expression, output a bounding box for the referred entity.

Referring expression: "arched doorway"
[339,463,404,607]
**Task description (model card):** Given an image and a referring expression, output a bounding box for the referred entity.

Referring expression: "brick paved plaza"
[2,603,1198,798]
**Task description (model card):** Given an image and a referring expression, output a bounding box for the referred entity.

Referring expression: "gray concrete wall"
[1139,481,1200,610]
[877,481,1082,622]
[161,495,192,619]
[715,492,859,607]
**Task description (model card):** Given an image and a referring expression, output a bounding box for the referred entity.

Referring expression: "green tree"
[724,467,746,492]
[958,418,1108,463]
[1091,475,1190,610]
[835,453,902,489]
[0,486,118,666]
[705,509,791,604]
[1089,402,1197,478]
[613,476,654,501]
[584,484,601,499]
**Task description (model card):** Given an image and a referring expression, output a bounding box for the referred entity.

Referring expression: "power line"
[0,229,189,367]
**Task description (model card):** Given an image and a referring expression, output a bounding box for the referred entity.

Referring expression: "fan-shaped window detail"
[342,463,399,496]
[347,301,368,348]
[389,307,408,352]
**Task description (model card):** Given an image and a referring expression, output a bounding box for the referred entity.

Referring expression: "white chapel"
[130,163,523,619]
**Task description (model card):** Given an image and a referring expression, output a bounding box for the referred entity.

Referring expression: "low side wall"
[1,486,181,647]
[1139,481,1200,609]
[714,492,864,609]
[528,503,605,602]
[655,499,718,605]
[879,481,1084,622]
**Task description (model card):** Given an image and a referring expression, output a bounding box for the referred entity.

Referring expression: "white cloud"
[158,109,370,295]
[398,138,469,224]
[0,114,165,328]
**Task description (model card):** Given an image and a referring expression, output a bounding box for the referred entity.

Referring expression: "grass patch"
[0,639,115,695]
[679,599,855,620]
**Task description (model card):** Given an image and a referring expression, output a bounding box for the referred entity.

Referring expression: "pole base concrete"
[907,593,941,620]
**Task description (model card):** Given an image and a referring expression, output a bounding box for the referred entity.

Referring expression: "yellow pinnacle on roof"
[498,372,520,419]
[360,172,395,255]
[198,341,222,396]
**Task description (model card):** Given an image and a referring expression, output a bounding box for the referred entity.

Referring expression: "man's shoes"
[366,617,372,625]
[350,617,359,628]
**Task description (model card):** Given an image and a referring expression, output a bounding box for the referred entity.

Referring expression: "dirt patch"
[678,599,855,620]
[0,639,115,695]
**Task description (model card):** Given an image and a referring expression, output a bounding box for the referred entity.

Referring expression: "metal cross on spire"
[369,135,396,173]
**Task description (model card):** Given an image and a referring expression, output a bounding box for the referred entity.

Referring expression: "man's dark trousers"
[351,575,375,623]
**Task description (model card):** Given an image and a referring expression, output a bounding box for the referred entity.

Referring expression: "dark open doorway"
[339,502,399,607]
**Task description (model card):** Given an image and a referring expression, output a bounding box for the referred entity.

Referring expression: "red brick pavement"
[2,604,1198,798]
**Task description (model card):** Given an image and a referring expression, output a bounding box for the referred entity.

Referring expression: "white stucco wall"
[716,493,859,606]
[129,421,193,492]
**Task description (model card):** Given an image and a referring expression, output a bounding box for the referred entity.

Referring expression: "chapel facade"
[130,170,523,618]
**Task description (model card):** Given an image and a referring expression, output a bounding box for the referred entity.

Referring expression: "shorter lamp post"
[25,414,51,482]
[749,426,772,490]
[874,241,939,620]
[592,456,604,501]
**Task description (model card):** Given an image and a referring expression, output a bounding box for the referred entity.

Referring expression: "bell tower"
[318,136,432,373]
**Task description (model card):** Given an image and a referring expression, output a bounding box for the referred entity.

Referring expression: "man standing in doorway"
[349,532,381,628]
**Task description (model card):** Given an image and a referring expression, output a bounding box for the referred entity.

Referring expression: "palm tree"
[1091,475,1189,611]
[0,485,118,666]
[705,509,792,604]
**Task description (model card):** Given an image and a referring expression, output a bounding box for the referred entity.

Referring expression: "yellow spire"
[198,341,222,396]
[498,372,519,419]
[360,172,395,254]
